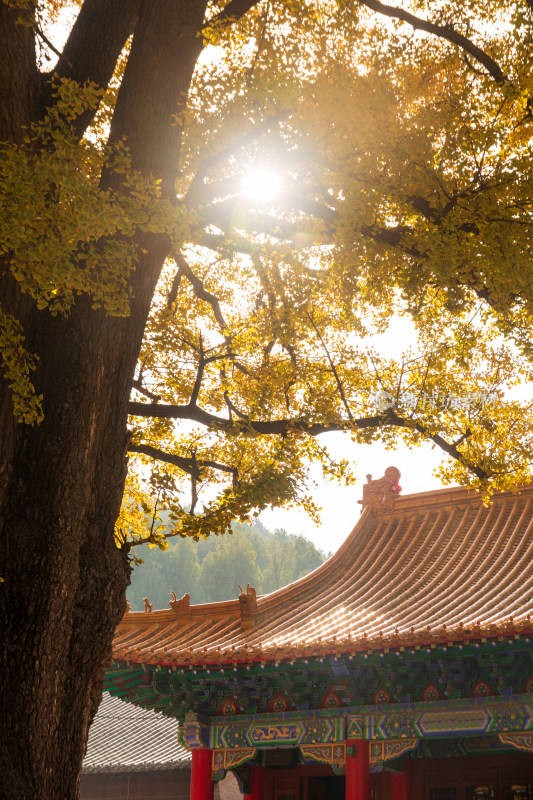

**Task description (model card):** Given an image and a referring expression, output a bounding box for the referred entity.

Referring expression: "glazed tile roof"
[83,692,190,772]
[113,483,533,667]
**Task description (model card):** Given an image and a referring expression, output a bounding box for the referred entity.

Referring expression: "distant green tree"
[128,536,201,610]
[261,529,325,593]
[261,544,284,595]
[291,533,326,578]
[199,534,261,603]
[127,522,327,608]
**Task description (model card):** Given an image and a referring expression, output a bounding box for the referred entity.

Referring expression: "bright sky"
[260,428,447,554]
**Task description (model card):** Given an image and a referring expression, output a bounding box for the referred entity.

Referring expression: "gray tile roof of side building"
[83,692,191,773]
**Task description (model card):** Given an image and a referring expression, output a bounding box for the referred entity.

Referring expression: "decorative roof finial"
[143,596,153,613]
[238,584,257,630]
[169,591,191,615]
[358,466,402,514]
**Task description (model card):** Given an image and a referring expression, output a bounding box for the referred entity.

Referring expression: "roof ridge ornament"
[143,596,153,613]
[358,466,402,514]
[169,592,191,616]
[238,584,257,631]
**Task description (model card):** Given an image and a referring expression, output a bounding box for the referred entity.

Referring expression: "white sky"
[260,434,447,553]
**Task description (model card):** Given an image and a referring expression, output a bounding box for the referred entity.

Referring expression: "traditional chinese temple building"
[106,470,533,800]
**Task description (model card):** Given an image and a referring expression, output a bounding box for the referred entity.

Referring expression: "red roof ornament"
[358,466,402,514]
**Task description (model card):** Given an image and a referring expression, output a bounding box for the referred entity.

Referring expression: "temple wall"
[80,768,239,800]
[80,770,190,800]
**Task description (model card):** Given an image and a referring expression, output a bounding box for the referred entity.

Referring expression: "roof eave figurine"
[358,466,402,514]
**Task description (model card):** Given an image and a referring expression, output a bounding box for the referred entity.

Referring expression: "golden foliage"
[3,0,533,541]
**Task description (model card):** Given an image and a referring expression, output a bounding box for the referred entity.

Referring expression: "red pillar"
[191,748,214,800]
[345,739,370,800]
[390,760,413,800]
[244,765,264,800]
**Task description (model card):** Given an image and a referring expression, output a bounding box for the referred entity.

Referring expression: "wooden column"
[390,760,413,800]
[345,739,370,800]
[191,748,214,800]
[244,765,265,800]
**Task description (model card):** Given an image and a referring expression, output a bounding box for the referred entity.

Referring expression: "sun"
[241,169,281,204]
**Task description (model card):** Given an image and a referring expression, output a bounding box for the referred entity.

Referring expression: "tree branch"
[247,0,270,84]
[36,26,72,68]
[128,399,367,434]
[132,378,161,402]
[358,0,507,84]
[127,441,239,481]
[282,189,337,227]
[360,223,425,259]
[197,193,336,238]
[452,429,472,447]
[167,256,255,384]
[196,231,255,255]
[103,0,207,190]
[190,337,205,406]
[45,0,142,139]
[387,412,488,479]
[189,456,199,515]
[128,442,200,475]
[128,403,489,479]
[205,0,264,32]
[223,392,250,420]
[168,253,227,331]
[307,313,355,423]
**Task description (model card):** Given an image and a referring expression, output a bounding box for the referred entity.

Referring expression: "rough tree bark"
[0,1,212,797]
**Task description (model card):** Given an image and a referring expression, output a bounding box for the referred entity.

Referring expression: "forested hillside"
[127,521,330,610]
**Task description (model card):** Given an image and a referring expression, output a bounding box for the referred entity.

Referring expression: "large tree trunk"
[0,1,206,796]
[0,280,165,798]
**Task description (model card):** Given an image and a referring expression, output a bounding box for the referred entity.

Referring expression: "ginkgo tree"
[1,0,532,797]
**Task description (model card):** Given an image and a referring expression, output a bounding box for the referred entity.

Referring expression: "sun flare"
[241,169,281,204]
